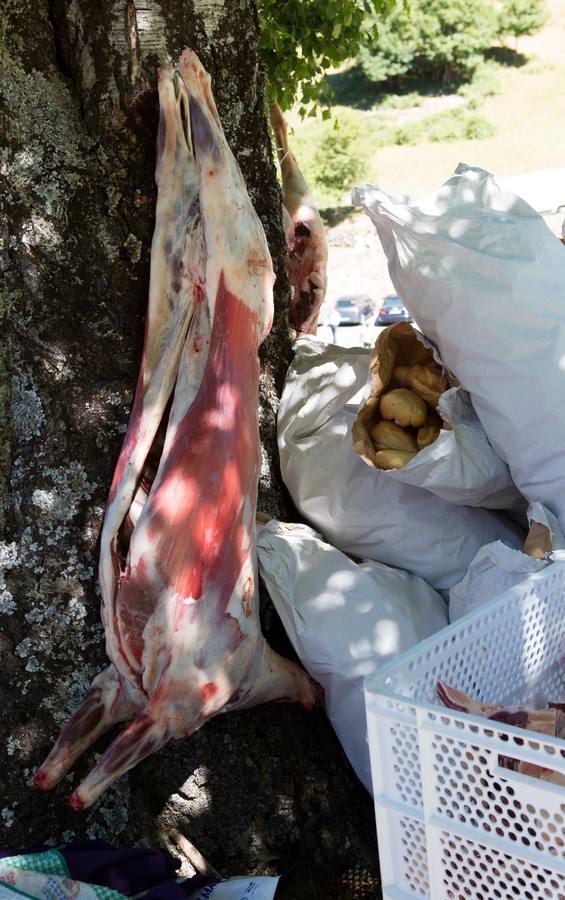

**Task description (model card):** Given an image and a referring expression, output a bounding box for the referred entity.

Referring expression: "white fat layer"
[160,233,210,459]
[128,486,146,529]
[199,167,274,338]
[282,169,317,217]
[137,558,261,724]
[179,51,274,339]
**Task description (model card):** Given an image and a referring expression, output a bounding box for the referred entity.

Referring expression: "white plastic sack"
[256,519,448,792]
[278,335,524,591]
[353,164,565,530]
[187,877,279,900]
[449,502,565,622]
[409,385,523,508]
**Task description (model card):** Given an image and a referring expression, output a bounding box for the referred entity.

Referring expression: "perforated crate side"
[429,830,565,900]
[366,692,424,812]
[365,564,565,899]
[374,806,431,899]
[418,708,565,881]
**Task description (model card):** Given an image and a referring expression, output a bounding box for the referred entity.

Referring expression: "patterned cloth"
[0,849,124,900]
[0,843,214,900]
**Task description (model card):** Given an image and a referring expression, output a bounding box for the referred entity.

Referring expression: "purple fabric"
[0,841,218,898]
[59,840,181,892]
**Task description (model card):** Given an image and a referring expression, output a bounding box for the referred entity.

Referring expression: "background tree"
[358,0,498,86]
[0,1,378,895]
[496,0,549,50]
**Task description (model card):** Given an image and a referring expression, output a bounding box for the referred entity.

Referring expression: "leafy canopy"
[257,0,396,115]
[497,0,549,43]
[358,0,497,85]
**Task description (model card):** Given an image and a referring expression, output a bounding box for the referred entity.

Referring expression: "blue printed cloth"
[0,843,214,900]
[0,848,124,900]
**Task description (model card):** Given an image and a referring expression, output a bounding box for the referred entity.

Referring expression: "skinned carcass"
[270,103,328,334]
[34,50,319,811]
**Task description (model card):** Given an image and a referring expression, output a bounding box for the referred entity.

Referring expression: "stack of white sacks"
[257,165,565,792]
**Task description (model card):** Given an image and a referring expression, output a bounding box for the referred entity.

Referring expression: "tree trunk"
[0,2,378,894]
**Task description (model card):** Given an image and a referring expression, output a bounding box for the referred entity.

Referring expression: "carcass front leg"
[34,665,144,792]
[67,707,172,810]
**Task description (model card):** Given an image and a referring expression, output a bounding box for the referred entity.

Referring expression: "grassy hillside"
[286,0,565,204]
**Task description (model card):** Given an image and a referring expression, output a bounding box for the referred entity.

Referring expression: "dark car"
[335,295,369,325]
[376,296,412,325]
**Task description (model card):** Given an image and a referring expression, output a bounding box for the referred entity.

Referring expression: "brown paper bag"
[523,520,552,559]
[352,322,456,471]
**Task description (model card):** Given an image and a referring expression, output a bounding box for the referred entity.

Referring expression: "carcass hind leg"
[231,642,322,713]
[178,49,221,128]
[67,707,171,810]
[34,665,144,792]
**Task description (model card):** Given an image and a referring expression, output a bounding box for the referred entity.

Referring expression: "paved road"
[316,323,387,348]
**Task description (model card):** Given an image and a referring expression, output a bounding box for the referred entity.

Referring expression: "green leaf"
[257,0,398,113]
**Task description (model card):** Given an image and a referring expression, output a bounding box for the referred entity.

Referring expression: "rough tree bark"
[0,2,379,895]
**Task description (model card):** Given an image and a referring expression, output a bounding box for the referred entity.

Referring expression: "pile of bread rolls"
[370,364,447,469]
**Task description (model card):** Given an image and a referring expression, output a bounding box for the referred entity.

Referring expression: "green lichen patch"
[0,540,19,614]
[10,371,45,443]
[0,331,12,531]
[31,460,96,545]
[123,232,142,265]
[0,64,93,218]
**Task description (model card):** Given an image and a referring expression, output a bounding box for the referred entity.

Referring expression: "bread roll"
[370,420,418,452]
[374,449,417,470]
[523,521,551,560]
[409,365,448,408]
[380,388,427,428]
[417,424,441,449]
[391,365,412,388]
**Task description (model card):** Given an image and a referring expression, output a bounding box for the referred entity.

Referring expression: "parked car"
[376,296,412,325]
[335,295,369,325]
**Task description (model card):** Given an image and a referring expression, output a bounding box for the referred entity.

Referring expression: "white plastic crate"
[364,562,565,899]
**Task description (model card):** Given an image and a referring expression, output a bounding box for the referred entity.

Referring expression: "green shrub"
[379,91,422,109]
[457,59,501,108]
[358,0,498,86]
[388,106,495,144]
[291,110,373,206]
[461,114,495,139]
[311,114,367,191]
